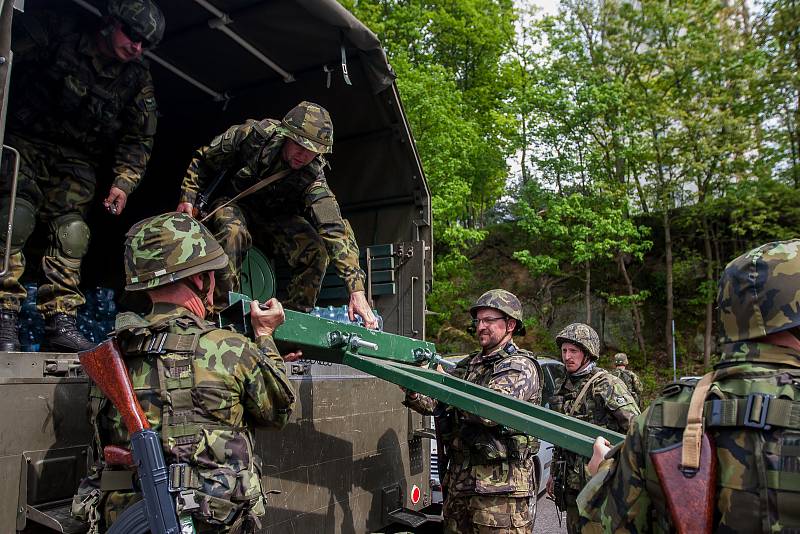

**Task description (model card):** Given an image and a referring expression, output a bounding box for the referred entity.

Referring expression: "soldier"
[403,289,543,533]
[579,239,800,532]
[545,323,639,534]
[610,352,643,408]
[71,212,297,533]
[0,0,163,351]
[175,101,378,328]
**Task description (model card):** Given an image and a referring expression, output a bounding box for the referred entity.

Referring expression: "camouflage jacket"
[8,11,157,194]
[74,303,295,528]
[404,341,543,497]
[549,366,639,495]
[180,119,366,293]
[611,367,643,407]
[578,342,800,533]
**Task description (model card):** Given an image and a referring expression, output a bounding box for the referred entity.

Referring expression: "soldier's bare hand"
[587,436,612,477]
[104,186,128,215]
[176,202,194,217]
[349,290,378,329]
[546,475,555,497]
[283,350,302,363]
[250,298,285,338]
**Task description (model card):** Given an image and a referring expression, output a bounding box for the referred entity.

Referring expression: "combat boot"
[44,313,95,352]
[0,310,21,352]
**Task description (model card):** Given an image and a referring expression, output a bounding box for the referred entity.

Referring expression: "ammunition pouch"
[461,424,509,462]
[459,423,535,464]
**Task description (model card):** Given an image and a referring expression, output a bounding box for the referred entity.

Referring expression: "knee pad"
[48,213,90,260]
[0,197,36,253]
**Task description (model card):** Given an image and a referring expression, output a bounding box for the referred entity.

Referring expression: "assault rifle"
[79,339,183,534]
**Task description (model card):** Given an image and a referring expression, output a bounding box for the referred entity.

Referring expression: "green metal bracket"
[221,296,624,457]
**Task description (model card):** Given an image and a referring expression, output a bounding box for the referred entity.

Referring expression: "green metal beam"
[343,353,624,458]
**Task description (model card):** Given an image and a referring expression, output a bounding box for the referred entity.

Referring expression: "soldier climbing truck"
[0,1,621,533]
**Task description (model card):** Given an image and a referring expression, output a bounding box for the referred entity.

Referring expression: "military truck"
[0,0,434,532]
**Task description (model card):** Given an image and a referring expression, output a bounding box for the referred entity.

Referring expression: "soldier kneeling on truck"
[175,101,377,328]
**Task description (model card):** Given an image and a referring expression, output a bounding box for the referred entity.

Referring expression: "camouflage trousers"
[0,134,96,315]
[443,494,533,533]
[207,199,329,312]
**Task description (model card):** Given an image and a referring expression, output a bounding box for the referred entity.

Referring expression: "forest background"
[337,0,800,399]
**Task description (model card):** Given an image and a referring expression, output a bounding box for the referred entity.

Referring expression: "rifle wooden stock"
[104,445,134,467]
[650,432,717,534]
[79,339,181,534]
[78,339,150,434]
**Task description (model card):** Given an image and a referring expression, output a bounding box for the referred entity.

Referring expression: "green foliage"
[337,0,800,361]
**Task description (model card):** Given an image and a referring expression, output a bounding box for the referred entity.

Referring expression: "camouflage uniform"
[72,213,295,533]
[405,290,543,533]
[180,102,365,311]
[578,240,800,533]
[610,354,643,408]
[0,7,159,316]
[549,324,639,534]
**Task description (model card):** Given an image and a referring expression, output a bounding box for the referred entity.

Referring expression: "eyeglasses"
[471,316,507,327]
[120,22,153,49]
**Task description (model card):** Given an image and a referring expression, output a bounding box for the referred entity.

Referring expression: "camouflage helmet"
[107,0,166,48]
[124,212,228,291]
[718,239,800,343]
[280,101,334,154]
[614,352,629,365]
[556,323,600,359]
[469,289,526,336]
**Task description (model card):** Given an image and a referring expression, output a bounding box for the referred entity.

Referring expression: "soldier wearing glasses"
[0,0,163,352]
[404,289,543,533]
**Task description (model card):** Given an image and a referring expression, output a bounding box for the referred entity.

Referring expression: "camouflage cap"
[124,212,228,291]
[280,101,334,154]
[107,0,166,48]
[469,289,526,336]
[718,239,800,343]
[614,352,629,365]
[556,323,600,359]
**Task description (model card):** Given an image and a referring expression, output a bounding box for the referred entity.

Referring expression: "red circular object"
[411,484,421,504]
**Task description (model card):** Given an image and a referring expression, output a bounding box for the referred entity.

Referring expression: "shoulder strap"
[200,168,291,223]
[681,371,715,470]
[568,370,606,416]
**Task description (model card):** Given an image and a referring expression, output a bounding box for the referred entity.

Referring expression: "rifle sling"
[567,371,606,417]
[200,169,291,223]
[682,372,715,470]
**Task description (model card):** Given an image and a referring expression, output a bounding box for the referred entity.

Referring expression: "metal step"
[26,500,87,534]
[386,507,429,528]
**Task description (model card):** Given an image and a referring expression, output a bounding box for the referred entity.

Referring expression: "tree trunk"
[585,261,592,324]
[663,208,674,364]
[618,254,647,364]
[702,213,714,366]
